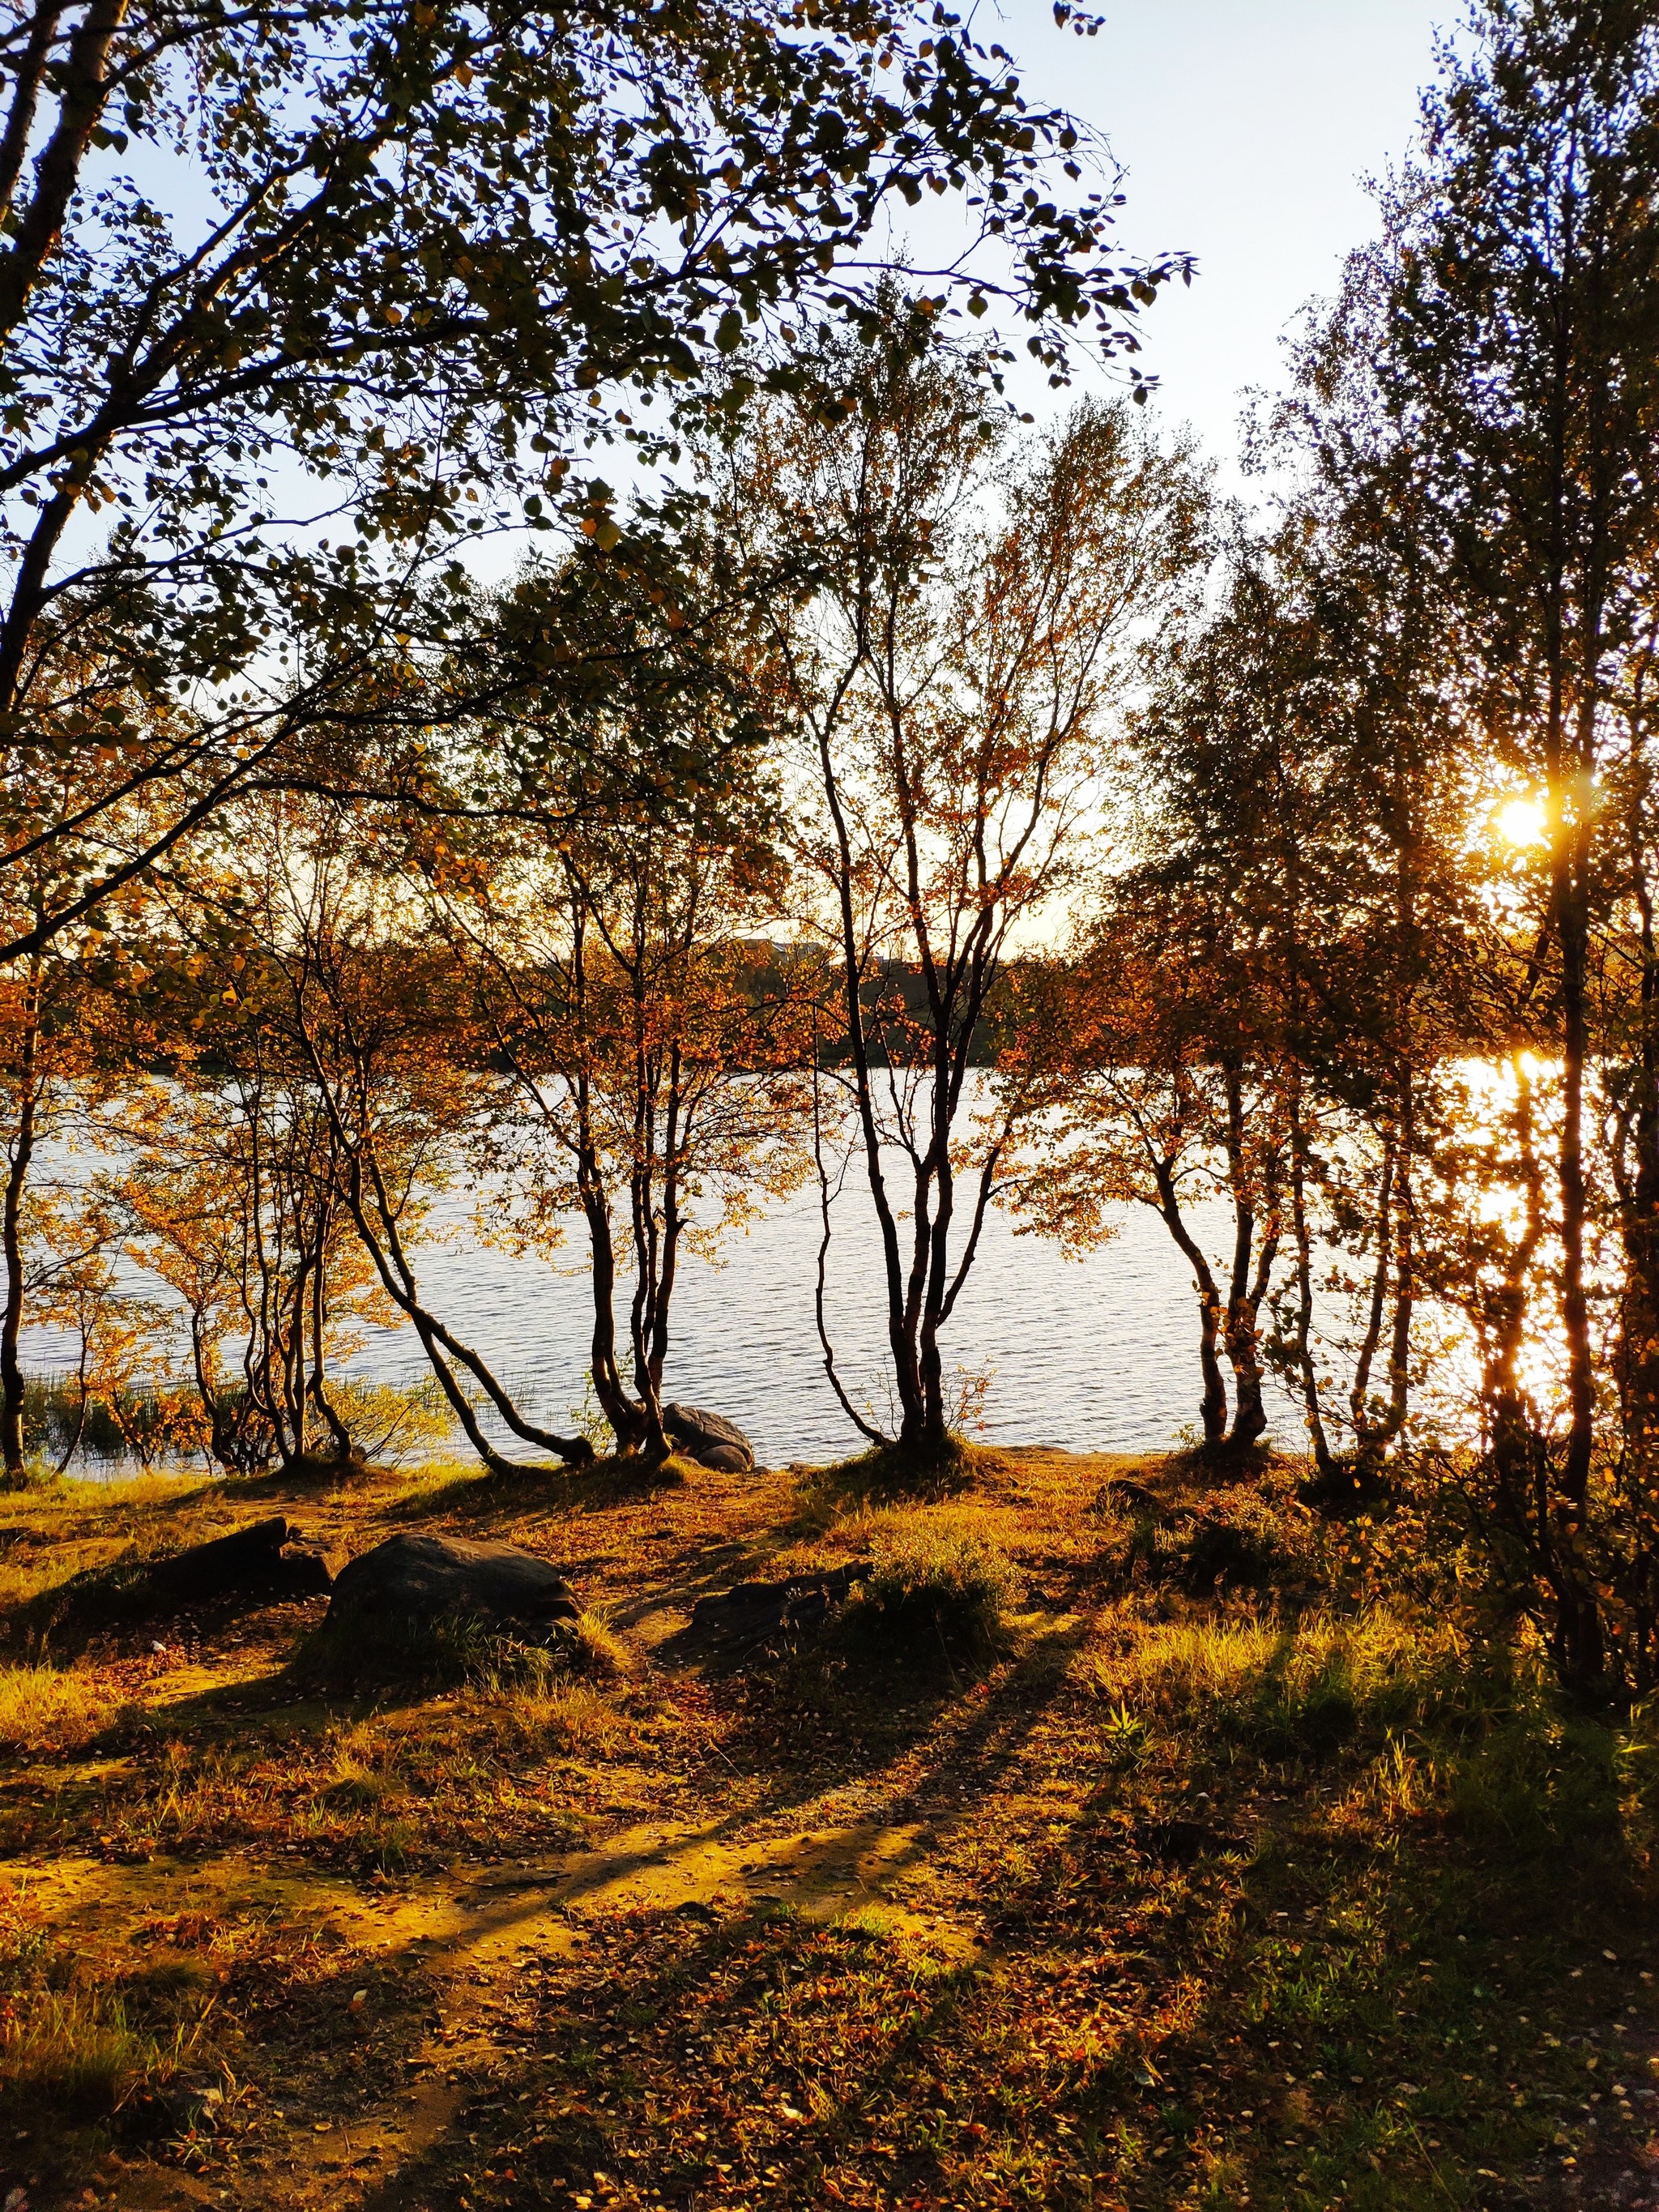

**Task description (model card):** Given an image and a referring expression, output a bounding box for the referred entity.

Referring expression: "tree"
[118,1044,394,1475]
[437,808,817,1460]
[0,0,1188,965]
[1014,882,1287,1458]
[0,931,136,1480]
[729,328,1208,1458]
[184,790,603,1476]
[1355,0,1659,1679]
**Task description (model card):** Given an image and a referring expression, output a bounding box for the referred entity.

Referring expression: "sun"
[1495,796,1549,849]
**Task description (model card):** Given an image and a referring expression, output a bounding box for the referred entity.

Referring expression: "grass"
[0,1661,125,1752]
[835,1503,1019,1668]
[0,1441,1655,2210]
[1111,1607,1472,1747]
[0,1884,211,2136]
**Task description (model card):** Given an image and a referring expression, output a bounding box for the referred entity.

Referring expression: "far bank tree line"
[6,0,1659,1700]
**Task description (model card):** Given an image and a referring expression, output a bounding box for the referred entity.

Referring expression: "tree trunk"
[1379,1072,1416,1456]
[1552,789,1604,1688]
[302,1018,595,1470]
[581,1152,641,1452]
[817,719,923,1451]
[54,1288,92,1478]
[1221,1068,1277,1451]
[1348,1132,1396,1446]
[812,1053,888,1448]
[1289,1070,1335,1481]
[624,1031,671,1466]
[1150,1163,1228,1450]
[915,1043,957,1457]
[1,951,42,1482]
[1620,852,1659,1544]
[305,1201,352,1463]
[1557,853,1595,1514]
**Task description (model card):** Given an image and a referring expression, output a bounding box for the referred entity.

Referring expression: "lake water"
[339,1180,1302,1467]
[20,1124,1308,1471]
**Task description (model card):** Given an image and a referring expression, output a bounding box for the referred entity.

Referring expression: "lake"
[19,1117,1311,1471]
[343,1178,1302,1467]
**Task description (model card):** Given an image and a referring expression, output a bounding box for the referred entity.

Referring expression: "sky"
[994,0,1455,480]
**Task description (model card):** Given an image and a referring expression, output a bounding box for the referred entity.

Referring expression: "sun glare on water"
[1496,796,1549,848]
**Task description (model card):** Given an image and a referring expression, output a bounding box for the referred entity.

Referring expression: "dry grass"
[0,1661,123,1752]
[2,1985,158,2116]
[834,1501,1019,1666]
[501,1676,631,1755]
[565,1605,634,1680]
[0,1444,1656,2212]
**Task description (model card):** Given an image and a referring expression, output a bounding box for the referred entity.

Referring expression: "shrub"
[803,1435,982,1508]
[328,1377,456,1470]
[1107,1486,1322,1597]
[838,1509,1017,1668]
[295,1603,633,1696]
[21,1372,211,1473]
[1452,1711,1623,1852]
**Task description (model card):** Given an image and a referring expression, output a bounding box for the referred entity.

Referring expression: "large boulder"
[663,1403,755,1471]
[326,1533,578,1631]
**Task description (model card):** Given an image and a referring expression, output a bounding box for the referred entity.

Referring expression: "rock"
[689,1561,872,1651]
[271,1548,334,1598]
[137,1518,331,1608]
[663,1403,755,1471]
[698,1442,750,1474]
[5,1518,329,1657]
[326,1532,579,1632]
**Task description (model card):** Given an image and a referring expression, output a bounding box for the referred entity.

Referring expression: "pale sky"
[995,0,1454,477]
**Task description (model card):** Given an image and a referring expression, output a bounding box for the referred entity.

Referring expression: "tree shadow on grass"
[383,1451,693,1529]
[31,1601,1100,2206]
[293,1628,1095,2211]
[675,1612,1095,1851]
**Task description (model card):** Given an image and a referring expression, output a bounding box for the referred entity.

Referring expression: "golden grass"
[566,1606,634,1681]
[1109,1604,1467,1727]
[0,1662,123,1752]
